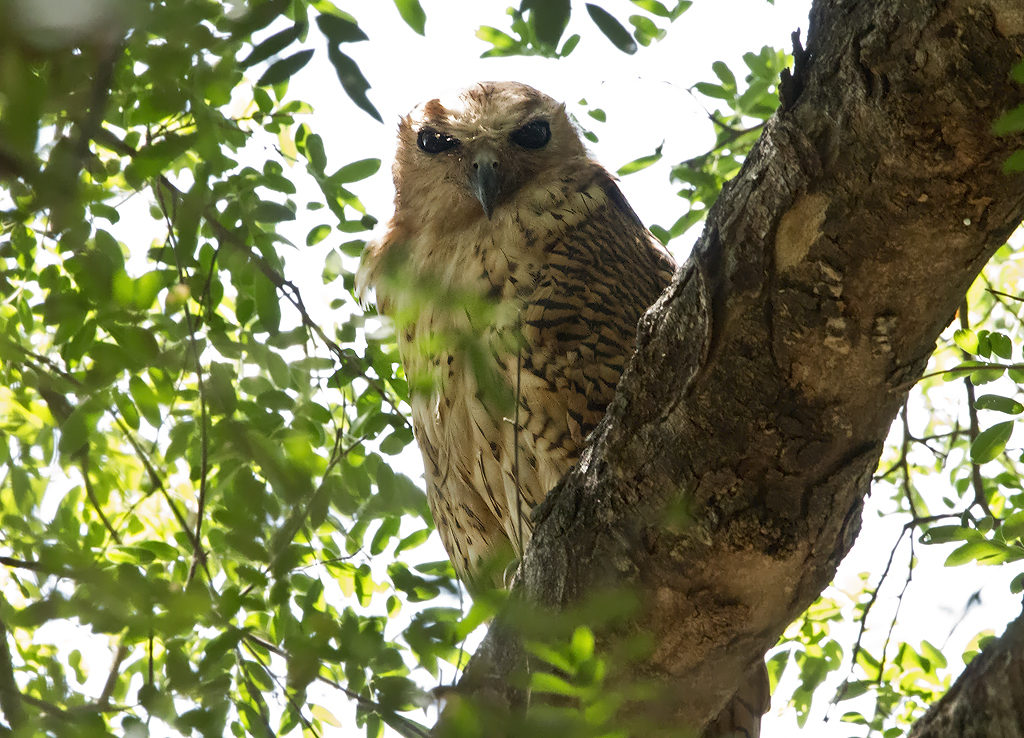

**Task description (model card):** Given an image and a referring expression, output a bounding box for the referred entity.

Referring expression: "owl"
[358,82,767,737]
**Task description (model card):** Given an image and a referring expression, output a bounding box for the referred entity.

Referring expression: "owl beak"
[470,150,501,219]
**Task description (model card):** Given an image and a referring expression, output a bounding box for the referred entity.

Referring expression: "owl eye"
[417,128,460,154]
[509,119,551,149]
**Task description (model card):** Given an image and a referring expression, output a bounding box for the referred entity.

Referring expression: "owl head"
[390,82,588,227]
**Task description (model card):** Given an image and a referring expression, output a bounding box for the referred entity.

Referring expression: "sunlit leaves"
[631,0,691,20]
[617,141,663,176]
[971,421,1014,463]
[0,0,424,734]
[652,47,789,242]
[393,0,427,35]
[476,0,684,59]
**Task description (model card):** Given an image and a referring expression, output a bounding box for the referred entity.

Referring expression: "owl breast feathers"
[359,81,675,585]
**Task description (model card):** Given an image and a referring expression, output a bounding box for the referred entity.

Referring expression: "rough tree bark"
[908,609,1024,737]
[439,0,1024,734]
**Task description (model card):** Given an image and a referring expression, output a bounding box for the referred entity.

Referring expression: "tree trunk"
[441,0,1024,733]
[908,611,1024,737]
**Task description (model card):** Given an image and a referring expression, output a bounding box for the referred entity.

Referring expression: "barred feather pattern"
[358,81,768,738]
[370,166,673,584]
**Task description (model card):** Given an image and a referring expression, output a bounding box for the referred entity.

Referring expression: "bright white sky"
[273,1,1024,736]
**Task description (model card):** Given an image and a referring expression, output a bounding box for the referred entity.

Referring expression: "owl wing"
[504,176,676,547]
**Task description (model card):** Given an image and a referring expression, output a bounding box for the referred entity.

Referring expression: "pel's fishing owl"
[358,81,767,737]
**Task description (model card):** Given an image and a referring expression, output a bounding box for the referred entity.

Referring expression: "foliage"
[0,0,1022,737]
[476,0,690,59]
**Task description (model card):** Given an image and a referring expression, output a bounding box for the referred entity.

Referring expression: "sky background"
[270,1,1024,736]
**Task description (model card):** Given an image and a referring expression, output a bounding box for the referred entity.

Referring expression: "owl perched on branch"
[359,82,767,737]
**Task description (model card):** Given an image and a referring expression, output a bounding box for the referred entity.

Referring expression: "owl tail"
[701,660,771,738]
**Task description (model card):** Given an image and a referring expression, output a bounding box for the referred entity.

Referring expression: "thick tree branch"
[908,611,1024,737]
[446,0,1024,733]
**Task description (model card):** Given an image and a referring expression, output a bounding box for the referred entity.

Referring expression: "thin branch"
[241,640,318,737]
[898,405,922,521]
[0,618,25,730]
[241,632,429,736]
[833,526,909,707]
[155,187,212,586]
[0,556,44,572]
[91,127,408,431]
[79,454,122,545]
[98,643,127,707]
[875,535,916,686]
[959,301,995,519]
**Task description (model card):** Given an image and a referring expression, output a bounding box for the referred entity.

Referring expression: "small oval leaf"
[971,420,1014,463]
[975,394,1024,415]
[256,49,314,87]
[586,4,637,54]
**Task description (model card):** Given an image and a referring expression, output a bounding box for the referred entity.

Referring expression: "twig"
[0,556,44,572]
[0,617,25,730]
[79,454,122,545]
[898,405,921,521]
[242,631,430,734]
[98,643,127,707]
[833,526,908,706]
[874,535,916,686]
[241,641,318,737]
[91,127,407,431]
[155,189,212,585]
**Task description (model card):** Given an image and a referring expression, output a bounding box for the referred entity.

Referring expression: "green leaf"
[1001,512,1024,545]
[990,331,1013,359]
[242,24,305,68]
[631,0,691,20]
[920,525,981,544]
[254,201,296,222]
[129,376,162,427]
[530,671,580,697]
[477,25,520,56]
[306,224,332,246]
[57,404,89,456]
[303,132,328,174]
[523,0,571,49]
[975,394,1024,414]
[1012,572,1024,594]
[971,366,1005,385]
[994,105,1024,136]
[315,14,369,43]
[1003,149,1024,173]
[629,14,666,46]
[955,329,980,354]
[569,626,594,661]
[586,4,637,54]
[694,81,731,101]
[130,134,198,180]
[712,60,737,88]
[617,142,663,175]
[393,0,427,34]
[971,420,1014,463]
[332,158,381,183]
[560,33,581,56]
[254,273,282,333]
[256,49,315,86]
[326,47,382,121]
[945,540,1020,566]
